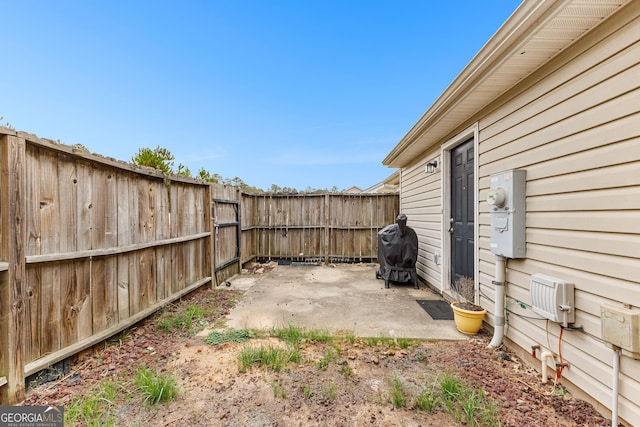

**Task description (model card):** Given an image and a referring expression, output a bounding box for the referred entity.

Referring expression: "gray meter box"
[487,170,526,258]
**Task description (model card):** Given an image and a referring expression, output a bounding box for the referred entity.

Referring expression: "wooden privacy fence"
[0,130,212,404]
[0,127,399,404]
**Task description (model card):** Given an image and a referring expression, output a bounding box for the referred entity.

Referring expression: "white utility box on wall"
[530,273,575,327]
[487,169,526,258]
[601,304,640,359]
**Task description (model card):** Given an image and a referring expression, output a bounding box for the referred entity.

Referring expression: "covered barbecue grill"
[376,213,418,289]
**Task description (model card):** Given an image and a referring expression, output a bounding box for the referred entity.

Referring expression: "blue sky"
[2,1,521,191]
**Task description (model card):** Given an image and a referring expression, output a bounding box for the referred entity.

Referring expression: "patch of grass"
[270,325,335,348]
[397,337,413,349]
[321,381,337,401]
[341,331,356,345]
[271,379,287,399]
[388,376,408,408]
[317,347,338,369]
[204,329,255,345]
[415,386,440,412]
[340,363,353,378]
[433,372,500,427]
[363,336,396,348]
[237,344,301,373]
[308,329,334,343]
[156,304,207,334]
[301,383,314,399]
[460,389,485,426]
[135,366,178,405]
[440,372,463,411]
[64,378,127,426]
[270,325,306,348]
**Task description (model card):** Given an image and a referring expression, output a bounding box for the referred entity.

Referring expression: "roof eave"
[382,0,580,168]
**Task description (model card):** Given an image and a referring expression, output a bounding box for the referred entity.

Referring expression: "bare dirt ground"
[24,286,611,427]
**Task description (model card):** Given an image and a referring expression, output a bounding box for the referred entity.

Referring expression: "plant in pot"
[450,276,486,335]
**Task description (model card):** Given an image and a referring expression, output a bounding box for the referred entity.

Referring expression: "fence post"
[323,194,330,264]
[0,133,26,404]
[207,184,215,288]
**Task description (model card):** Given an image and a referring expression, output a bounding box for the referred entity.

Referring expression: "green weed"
[434,372,500,426]
[64,379,126,426]
[389,376,408,408]
[415,386,440,412]
[237,344,301,373]
[156,304,207,334]
[271,379,287,399]
[397,337,413,349]
[308,329,334,343]
[204,329,255,345]
[340,363,353,378]
[301,383,314,399]
[440,372,463,411]
[270,325,306,348]
[317,347,338,369]
[322,381,337,401]
[135,366,178,405]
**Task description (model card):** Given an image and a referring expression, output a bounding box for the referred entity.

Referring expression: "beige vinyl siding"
[477,4,640,423]
[399,152,442,290]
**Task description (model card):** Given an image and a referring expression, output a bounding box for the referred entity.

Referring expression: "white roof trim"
[383,0,630,168]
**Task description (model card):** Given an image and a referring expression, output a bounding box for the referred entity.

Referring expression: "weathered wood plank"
[138,248,156,310]
[59,261,77,349]
[23,265,40,363]
[129,252,140,316]
[76,162,93,252]
[22,147,41,363]
[57,153,78,254]
[39,264,61,357]
[116,172,131,322]
[25,145,41,257]
[0,134,27,404]
[37,149,62,358]
[75,259,92,341]
[155,177,171,297]
[91,257,106,332]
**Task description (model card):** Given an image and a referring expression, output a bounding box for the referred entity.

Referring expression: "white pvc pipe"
[541,351,554,384]
[612,348,619,427]
[489,255,506,348]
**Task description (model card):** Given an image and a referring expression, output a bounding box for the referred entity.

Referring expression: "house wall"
[398,152,443,291]
[477,4,640,424]
[400,2,640,424]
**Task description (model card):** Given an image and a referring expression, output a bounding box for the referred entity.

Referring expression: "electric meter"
[488,170,526,258]
[486,188,506,208]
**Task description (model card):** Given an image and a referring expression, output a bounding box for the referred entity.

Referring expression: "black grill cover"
[376,217,418,284]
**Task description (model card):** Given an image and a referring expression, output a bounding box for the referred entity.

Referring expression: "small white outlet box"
[601,304,640,359]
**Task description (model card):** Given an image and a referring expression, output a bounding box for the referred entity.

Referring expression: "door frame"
[440,123,479,302]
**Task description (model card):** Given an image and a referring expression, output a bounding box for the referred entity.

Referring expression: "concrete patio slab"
[224,263,465,341]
